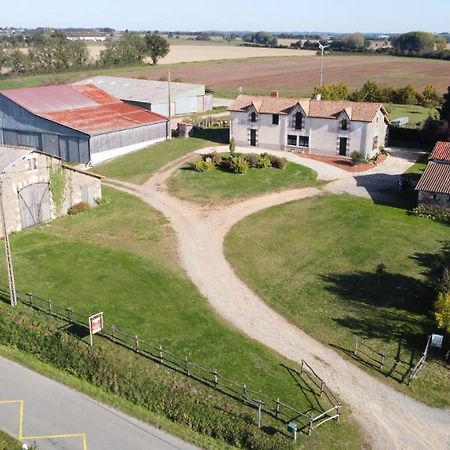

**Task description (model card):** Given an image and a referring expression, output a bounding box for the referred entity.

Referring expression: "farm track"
[105,148,450,449]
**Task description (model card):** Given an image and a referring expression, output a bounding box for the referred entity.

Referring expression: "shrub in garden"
[351,151,365,165]
[267,154,288,169]
[257,153,271,169]
[411,207,450,224]
[202,151,222,166]
[67,202,89,215]
[194,159,213,173]
[226,155,249,174]
[243,153,260,168]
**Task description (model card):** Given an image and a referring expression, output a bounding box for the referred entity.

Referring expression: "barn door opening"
[18,182,52,229]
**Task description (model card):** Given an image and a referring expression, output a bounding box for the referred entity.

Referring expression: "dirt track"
[106,150,450,449]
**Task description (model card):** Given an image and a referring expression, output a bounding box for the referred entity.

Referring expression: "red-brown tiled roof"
[416,161,450,194]
[229,95,385,122]
[429,141,450,162]
[0,84,168,135]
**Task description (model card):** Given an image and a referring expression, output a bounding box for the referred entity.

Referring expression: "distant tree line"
[313,81,441,108]
[0,31,170,76]
[241,31,278,47]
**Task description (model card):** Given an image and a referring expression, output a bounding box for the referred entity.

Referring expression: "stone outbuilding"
[0,145,102,236]
[415,141,450,211]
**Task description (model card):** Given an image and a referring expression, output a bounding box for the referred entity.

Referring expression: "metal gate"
[18,182,52,229]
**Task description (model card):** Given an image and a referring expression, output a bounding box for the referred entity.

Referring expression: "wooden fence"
[2,286,342,437]
[354,337,429,384]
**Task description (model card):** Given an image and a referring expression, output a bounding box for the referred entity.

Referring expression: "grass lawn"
[167,156,319,203]
[404,151,429,183]
[95,131,228,184]
[225,194,450,407]
[0,430,20,450]
[388,104,437,128]
[0,187,363,448]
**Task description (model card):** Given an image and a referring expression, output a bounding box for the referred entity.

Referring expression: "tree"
[391,31,436,53]
[440,86,450,123]
[341,33,368,50]
[7,49,30,74]
[420,85,439,108]
[145,33,170,65]
[313,83,349,100]
[100,32,147,65]
[393,84,418,105]
[242,31,277,47]
[350,80,382,102]
[435,291,450,332]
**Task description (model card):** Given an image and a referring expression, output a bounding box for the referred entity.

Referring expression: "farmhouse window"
[287,135,297,146]
[272,114,279,125]
[373,136,378,149]
[298,136,309,147]
[251,111,257,122]
[28,158,37,170]
[341,119,348,130]
[295,112,303,130]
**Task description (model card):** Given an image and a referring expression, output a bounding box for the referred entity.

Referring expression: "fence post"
[184,357,190,376]
[159,345,163,363]
[256,400,263,428]
[275,398,280,418]
[320,380,324,397]
[66,307,72,322]
[308,419,313,436]
[27,292,33,306]
[336,406,341,423]
[212,370,218,387]
[380,353,385,370]
[355,338,359,356]
[300,360,304,375]
[135,335,139,352]
[111,325,116,343]
[242,384,248,399]
[47,299,52,314]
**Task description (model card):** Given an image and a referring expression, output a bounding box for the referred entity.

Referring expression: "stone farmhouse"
[416,141,450,211]
[0,145,102,236]
[229,94,389,159]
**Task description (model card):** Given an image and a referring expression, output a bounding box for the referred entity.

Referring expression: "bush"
[257,153,271,169]
[267,154,288,169]
[410,207,450,224]
[67,202,89,215]
[351,151,365,165]
[202,151,222,166]
[228,155,249,175]
[194,159,213,173]
[243,153,260,168]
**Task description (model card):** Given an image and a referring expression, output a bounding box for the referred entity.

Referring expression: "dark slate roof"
[415,161,450,194]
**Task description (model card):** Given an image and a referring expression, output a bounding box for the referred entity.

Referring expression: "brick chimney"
[271,91,279,98]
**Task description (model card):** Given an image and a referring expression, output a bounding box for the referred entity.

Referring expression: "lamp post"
[317,42,330,88]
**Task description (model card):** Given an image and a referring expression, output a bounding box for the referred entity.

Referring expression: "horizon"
[2,0,447,34]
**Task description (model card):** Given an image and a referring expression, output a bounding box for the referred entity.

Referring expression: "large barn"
[0,84,169,165]
[74,76,213,116]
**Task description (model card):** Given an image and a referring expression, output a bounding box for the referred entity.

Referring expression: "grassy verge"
[95,131,228,184]
[225,194,450,407]
[0,187,364,448]
[0,429,21,450]
[167,156,319,204]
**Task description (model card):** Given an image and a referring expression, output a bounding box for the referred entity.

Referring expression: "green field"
[95,132,227,184]
[0,187,363,448]
[167,156,319,203]
[388,104,437,128]
[225,194,450,407]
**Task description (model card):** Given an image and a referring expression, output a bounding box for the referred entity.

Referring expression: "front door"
[339,137,348,156]
[250,129,257,146]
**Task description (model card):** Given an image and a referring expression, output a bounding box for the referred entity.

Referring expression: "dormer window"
[251,111,257,123]
[295,112,303,130]
[341,119,348,130]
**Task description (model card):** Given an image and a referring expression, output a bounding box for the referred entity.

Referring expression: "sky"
[2,0,448,33]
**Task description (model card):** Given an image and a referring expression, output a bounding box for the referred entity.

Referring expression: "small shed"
[416,141,450,211]
[0,145,103,236]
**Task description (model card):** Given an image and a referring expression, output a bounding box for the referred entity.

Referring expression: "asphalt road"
[0,356,198,450]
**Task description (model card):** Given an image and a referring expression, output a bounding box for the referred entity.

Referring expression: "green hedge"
[0,305,293,450]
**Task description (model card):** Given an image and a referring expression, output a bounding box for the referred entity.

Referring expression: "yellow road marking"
[1,400,87,449]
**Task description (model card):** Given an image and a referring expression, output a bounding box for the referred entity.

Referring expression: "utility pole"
[0,180,17,306]
[167,70,172,139]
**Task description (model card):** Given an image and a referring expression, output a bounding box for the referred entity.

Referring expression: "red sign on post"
[89,312,104,346]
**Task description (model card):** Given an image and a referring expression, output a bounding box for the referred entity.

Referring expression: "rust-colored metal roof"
[0,84,168,135]
[229,94,385,122]
[416,161,450,194]
[429,141,450,162]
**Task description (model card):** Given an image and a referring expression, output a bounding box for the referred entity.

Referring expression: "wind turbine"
[317,42,330,88]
